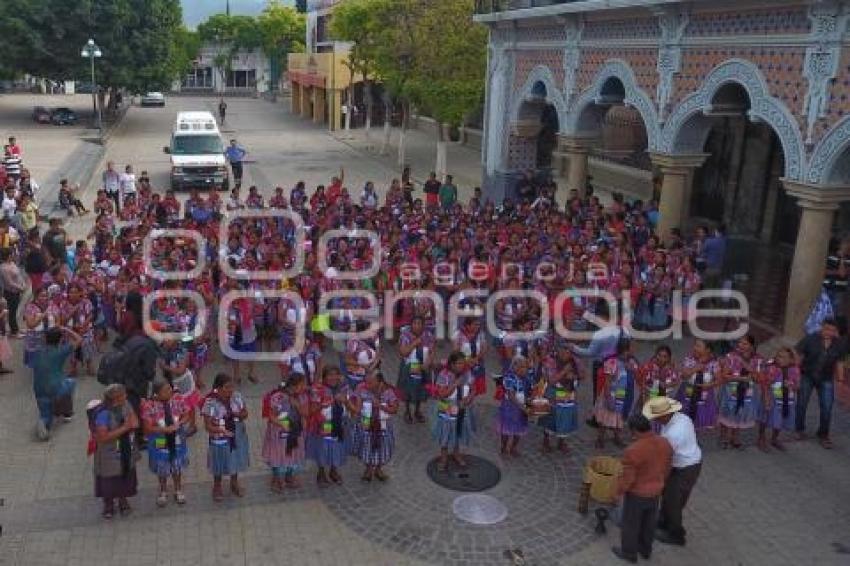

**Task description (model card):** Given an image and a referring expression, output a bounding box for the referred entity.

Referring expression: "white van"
[163,111,229,191]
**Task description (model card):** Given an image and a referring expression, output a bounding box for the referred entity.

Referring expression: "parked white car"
[140,91,165,107]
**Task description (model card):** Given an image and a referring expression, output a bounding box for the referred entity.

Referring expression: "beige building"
[288,51,361,130]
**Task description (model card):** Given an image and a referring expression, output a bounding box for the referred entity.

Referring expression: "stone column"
[782,181,850,338]
[650,153,709,243]
[560,136,595,198]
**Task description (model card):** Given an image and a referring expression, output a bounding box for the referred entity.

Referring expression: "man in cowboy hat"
[643,396,703,547]
[612,414,672,563]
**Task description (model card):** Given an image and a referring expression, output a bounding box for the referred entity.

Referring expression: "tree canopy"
[197,4,305,75]
[0,0,192,92]
[329,0,487,128]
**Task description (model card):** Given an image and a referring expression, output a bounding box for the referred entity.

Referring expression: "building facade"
[174,43,272,95]
[475,0,850,337]
[288,0,360,130]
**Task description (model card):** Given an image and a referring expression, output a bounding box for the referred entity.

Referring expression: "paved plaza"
[0,96,848,566]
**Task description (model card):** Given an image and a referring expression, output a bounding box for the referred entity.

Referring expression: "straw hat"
[642,397,682,420]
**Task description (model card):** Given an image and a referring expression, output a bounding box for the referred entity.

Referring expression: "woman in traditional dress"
[677,339,721,432]
[718,335,764,449]
[593,341,637,449]
[397,315,436,423]
[452,317,487,396]
[497,356,533,457]
[62,284,95,376]
[90,384,139,519]
[352,370,399,481]
[757,347,800,452]
[202,373,250,501]
[141,378,190,507]
[432,351,476,471]
[262,373,309,492]
[638,345,680,431]
[538,345,580,453]
[308,366,353,486]
[343,322,380,389]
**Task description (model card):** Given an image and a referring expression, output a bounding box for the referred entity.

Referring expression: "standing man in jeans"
[646,396,703,547]
[31,326,83,440]
[612,414,672,563]
[795,318,847,449]
[102,161,121,214]
[225,139,247,189]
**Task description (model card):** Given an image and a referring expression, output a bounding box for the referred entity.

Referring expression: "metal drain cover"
[426,455,501,492]
[452,494,508,525]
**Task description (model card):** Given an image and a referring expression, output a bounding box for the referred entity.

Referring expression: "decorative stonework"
[514,24,568,44]
[513,50,565,91]
[562,16,584,107]
[656,7,689,121]
[670,47,808,130]
[484,32,515,176]
[806,114,850,184]
[577,49,659,99]
[685,7,811,36]
[583,16,660,41]
[564,59,661,149]
[510,64,569,124]
[802,2,849,146]
[659,58,805,180]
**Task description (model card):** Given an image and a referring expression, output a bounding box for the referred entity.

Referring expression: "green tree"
[168,26,202,84]
[257,1,306,89]
[0,0,186,116]
[330,0,385,137]
[370,0,426,163]
[198,13,262,90]
[409,0,487,178]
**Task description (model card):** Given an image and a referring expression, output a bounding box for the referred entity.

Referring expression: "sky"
[181,0,295,28]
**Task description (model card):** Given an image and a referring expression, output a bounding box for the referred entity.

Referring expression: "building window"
[226,69,257,88]
[182,67,213,89]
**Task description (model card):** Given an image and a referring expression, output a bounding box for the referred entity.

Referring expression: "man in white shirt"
[2,186,17,220]
[570,302,630,426]
[118,164,136,208]
[102,161,122,213]
[643,397,703,547]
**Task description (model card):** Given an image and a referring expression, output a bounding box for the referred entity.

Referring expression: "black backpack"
[96,335,155,388]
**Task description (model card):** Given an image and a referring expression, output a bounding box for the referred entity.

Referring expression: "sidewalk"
[330,124,484,203]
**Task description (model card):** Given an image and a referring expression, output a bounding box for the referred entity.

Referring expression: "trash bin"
[584,456,622,504]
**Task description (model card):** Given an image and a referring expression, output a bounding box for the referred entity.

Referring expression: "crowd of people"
[2,146,844,561]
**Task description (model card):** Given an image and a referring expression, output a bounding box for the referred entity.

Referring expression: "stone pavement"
[2,96,849,566]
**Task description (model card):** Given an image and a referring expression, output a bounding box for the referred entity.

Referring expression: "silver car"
[140,91,165,107]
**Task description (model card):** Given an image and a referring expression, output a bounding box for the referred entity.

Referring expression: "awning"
[289,70,326,88]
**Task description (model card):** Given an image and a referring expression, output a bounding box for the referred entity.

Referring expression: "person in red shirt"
[326,167,344,206]
[613,414,673,563]
[7,137,21,157]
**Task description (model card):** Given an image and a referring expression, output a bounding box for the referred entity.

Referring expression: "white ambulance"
[163,111,229,191]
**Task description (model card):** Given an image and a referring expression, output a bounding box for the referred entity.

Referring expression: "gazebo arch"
[659,58,805,180]
[806,114,850,185]
[563,59,660,148]
[510,64,568,124]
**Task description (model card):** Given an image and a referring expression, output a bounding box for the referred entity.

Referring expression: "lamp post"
[80,39,103,130]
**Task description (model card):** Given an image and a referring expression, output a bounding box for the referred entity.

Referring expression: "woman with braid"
[677,339,720,434]
[431,351,477,472]
[757,347,800,452]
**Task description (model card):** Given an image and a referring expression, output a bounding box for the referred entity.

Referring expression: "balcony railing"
[475,0,583,15]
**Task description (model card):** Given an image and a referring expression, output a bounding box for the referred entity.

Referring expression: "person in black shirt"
[823,238,850,323]
[516,169,537,204]
[795,318,847,448]
[423,172,441,208]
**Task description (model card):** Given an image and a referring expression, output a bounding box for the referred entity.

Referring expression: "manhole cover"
[452,494,508,525]
[426,455,501,492]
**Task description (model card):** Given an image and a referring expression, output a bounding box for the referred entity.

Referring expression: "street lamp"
[81,38,103,130]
